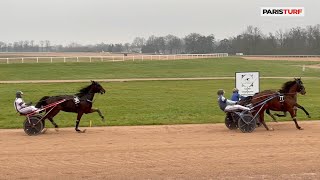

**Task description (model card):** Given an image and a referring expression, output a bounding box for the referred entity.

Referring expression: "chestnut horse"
[251,78,310,131]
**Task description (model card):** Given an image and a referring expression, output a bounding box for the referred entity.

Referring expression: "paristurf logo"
[261,7,304,16]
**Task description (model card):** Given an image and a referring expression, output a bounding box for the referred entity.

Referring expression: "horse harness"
[73,96,80,106]
[279,94,284,103]
[73,95,94,107]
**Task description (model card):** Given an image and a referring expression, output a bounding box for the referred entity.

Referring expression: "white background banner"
[235,72,260,96]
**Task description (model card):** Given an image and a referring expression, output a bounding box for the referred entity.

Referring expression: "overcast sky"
[1,0,319,45]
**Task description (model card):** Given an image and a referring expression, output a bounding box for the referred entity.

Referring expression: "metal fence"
[0,53,228,64]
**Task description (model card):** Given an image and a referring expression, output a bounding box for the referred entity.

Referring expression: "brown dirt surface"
[1,121,320,180]
[305,64,320,69]
[242,56,320,62]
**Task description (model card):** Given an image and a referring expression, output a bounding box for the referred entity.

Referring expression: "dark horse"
[35,81,106,133]
[251,78,310,131]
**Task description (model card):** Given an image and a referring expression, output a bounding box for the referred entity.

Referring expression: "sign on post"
[235,72,260,96]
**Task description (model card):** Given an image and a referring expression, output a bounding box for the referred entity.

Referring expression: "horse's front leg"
[296,104,311,118]
[288,108,303,130]
[266,109,277,122]
[75,112,86,133]
[88,108,105,122]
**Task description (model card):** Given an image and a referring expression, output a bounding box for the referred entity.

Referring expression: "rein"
[251,94,279,109]
[251,92,297,101]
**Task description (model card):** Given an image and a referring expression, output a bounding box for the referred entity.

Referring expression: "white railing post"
[7,58,9,64]
[77,57,79,62]
[133,56,134,61]
[37,57,39,63]
[22,58,24,63]
[101,56,103,62]
[142,56,144,61]
[123,56,125,61]
[51,57,53,63]
[64,57,66,63]
[90,57,92,62]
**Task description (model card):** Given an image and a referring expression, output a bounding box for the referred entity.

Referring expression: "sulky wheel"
[225,113,238,130]
[23,115,44,136]
[238,113,256,133]
[32,114,45,128]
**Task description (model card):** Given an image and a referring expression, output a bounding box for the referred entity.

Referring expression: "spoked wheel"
[32,114,45,128]
[23,115,44,136]
[225,113,238,130]
[238,113,256,133]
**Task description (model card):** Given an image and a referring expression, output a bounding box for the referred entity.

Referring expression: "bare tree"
[45,40,51,52]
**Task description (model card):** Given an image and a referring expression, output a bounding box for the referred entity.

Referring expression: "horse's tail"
[35,96,51,108]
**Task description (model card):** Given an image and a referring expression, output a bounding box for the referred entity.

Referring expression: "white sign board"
[235,72,260,96]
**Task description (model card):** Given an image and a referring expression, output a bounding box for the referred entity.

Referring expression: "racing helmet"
[217,89,225,95]
[16,91,23,98]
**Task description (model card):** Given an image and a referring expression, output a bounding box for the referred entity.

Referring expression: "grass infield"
[0,57,320,81]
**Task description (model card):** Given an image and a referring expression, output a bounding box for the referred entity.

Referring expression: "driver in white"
[217,89,250,112]
[14,91,38,114]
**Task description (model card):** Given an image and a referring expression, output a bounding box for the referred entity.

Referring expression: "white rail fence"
[243,55,320,57]
[0,53,228,64]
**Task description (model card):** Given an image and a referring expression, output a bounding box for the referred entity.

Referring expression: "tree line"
[1,25,319,55]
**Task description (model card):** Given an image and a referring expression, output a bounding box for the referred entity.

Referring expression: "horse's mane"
[76,84,92,96]
[279,80,296,93]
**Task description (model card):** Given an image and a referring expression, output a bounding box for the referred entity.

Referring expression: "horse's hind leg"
[43,108,61,131]
[48,117,59,131]
[259,111,273,131]
[274,111,287,117]
[266,109,277,122]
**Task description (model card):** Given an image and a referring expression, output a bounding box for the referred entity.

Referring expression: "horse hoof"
[55,128,59,132]
[42,128,48,134]
[269,128,274,131]
[308,115,311,118]
[76,129,86,133]
[298,127,304,130]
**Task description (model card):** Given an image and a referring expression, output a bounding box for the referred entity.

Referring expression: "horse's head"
[280,78,306,95]
[294,78,306,95]
[90,81,106,94]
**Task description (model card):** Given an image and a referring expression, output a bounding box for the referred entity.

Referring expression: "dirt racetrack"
[1,121,320,180]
